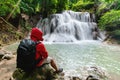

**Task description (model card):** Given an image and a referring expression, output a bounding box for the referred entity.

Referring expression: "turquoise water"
[4,40,120,78]
[45,41,120,76]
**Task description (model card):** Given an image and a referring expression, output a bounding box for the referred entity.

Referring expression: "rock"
[86,75,99,80]
[2,54,14,60]
[0,49,15,60]
[9,77,15,80]
[12,64,58,80]
[9,65,110,80]
[85,66,108,80]
[61,66,109,80]
[0,50,5,60]
[72,76,81,80]
[63,76,82,80]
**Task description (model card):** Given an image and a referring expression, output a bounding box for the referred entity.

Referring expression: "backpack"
[17,39,41,73]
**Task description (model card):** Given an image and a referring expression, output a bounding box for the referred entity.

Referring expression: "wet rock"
[84,66,108,80]
[72,76,81,80]
[86,75,99,80]
[61,66,109,80]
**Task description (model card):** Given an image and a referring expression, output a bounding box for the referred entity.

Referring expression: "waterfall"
[37,10,106,42]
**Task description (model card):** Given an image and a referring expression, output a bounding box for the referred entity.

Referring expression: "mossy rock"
[12,64,58,80]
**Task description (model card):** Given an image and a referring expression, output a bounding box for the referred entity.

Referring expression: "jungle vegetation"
[0,0,120,44]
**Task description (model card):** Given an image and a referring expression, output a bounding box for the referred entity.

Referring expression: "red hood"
[30,27,43,41]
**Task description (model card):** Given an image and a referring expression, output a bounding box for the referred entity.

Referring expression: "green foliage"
[98,10,120,31]
[20,0,40,15]
[0,0,41,17]
[96,0,120,17]
[72,0,94,11]
[46,0,58,14]
[112,30,120,36]
[56,0,69,13]
[0,0,78,18]
[40,0,58,18]
[0,0,20,17]
[70,0,79,3]
[109,29,120,44]
[40,0,69,17]
[111,0,120,10]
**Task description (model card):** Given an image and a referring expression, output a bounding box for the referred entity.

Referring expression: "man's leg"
[42,57,63,73]
[50,58,63,73]
[50,59,58,71]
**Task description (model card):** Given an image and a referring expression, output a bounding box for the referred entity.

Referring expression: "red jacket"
[30,27,48,67]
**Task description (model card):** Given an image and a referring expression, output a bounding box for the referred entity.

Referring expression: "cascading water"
[37,10,106,42]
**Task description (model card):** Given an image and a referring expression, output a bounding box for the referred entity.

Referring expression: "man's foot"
[55,68,63,74]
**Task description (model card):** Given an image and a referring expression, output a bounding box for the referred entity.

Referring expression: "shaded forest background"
[0,0,120,45]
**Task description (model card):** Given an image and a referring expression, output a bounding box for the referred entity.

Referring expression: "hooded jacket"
[30,27,48,67]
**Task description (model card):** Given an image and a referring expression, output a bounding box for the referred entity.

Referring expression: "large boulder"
[12,64,58,80]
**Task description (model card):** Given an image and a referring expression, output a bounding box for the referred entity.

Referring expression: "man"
[30,27,63,73]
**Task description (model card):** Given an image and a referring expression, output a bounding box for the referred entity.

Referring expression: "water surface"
[45,41,120,77]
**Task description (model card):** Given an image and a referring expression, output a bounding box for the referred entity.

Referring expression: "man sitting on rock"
[12,27,63,80]
[30,27,63,73]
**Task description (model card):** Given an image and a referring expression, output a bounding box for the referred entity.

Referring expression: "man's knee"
[45,56,53,63]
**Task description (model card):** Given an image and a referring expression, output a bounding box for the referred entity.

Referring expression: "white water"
[37,10,106,42]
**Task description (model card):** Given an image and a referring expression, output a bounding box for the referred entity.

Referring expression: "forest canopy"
[0,0,120,44]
